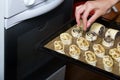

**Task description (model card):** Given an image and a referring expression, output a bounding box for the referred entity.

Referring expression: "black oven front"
[5,0,74,80]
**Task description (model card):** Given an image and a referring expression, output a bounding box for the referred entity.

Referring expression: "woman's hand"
[75,0,119,31]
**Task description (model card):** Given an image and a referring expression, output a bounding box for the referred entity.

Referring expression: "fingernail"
[77,24,79,27]
[83,27,86,31]
[77,23,80,26]
[87,22,90,28]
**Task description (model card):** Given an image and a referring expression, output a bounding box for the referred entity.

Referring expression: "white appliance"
[5,0,64,29]
[0,0,64,80]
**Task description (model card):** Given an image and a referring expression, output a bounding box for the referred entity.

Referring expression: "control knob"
[24,0,35,6]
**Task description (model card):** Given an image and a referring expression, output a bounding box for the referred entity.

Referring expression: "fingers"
[82,5,93,31]
[75,1,103,31]
[75,2,94,31]
[87,10,101,28]
[75,5,85,26]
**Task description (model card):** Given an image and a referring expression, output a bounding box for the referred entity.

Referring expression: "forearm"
[97,0,120,6]
[110,0,120,6]
[95,0,120,13]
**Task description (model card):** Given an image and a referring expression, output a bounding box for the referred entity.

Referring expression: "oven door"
[5,0,73,80]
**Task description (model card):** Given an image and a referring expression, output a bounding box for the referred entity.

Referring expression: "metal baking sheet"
[40,19,120,79]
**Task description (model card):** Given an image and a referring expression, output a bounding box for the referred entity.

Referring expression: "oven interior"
[40,18,120,80]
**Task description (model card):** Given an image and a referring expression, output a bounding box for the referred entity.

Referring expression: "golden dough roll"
[76,37,89,51]
[109,48,120,62]
[71,26,83,38]
[93,44,105,58]
[85,51,97,66]
[103,55,113,72]
[54,40,65,54]
[60,33,72,45]
[69,44,81,59]
[90,22,105,35]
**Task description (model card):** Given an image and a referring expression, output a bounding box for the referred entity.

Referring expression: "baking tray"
[39,18,120,79]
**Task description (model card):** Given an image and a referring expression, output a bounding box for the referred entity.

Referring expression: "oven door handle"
[5,0,64,29]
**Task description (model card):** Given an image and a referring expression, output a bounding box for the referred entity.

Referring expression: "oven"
[39,1,120,80]
[40,18,120,80]
[2,0,120,80]
[2,0,74,80]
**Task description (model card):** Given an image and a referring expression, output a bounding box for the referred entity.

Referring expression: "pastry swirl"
[69,44,81,59]
[71,27,83,38]
[93,44,105,58]
[109,48,120,62]
[105,28,119,40]
[90,22,105,35]
[76,37,89,51]
[102,35,114,48]
[60,33,72,45]
[103,55,113,72]
[85,51,97,66]
[85,32,97,41]
[54,40,65,54]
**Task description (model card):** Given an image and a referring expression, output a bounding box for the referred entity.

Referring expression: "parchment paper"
[44,24,120,76]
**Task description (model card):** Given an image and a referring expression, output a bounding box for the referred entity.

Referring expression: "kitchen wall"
[0,0,4,80]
